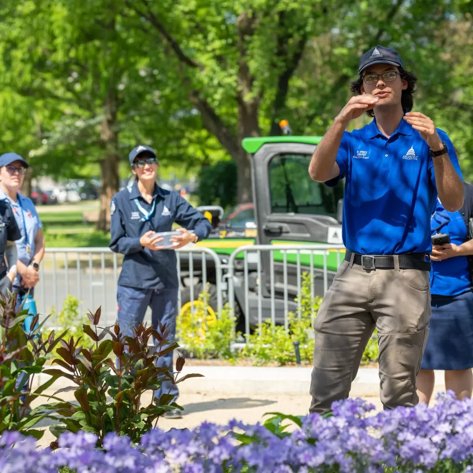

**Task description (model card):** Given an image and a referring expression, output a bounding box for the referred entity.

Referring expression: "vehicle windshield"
[269,153,344,217]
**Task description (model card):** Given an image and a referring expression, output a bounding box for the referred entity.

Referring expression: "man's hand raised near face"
[335,94,379,126]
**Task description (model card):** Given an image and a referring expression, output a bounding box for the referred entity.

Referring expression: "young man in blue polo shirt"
[110,145,211,418]
[308,45,463,413]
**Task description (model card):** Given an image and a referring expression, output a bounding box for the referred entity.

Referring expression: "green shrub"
[179,273,379,366]
[39,307,201,446]
[48,295,94,351]
[241,273,319,365]
[177,289,235,360]
[0,292,64,438]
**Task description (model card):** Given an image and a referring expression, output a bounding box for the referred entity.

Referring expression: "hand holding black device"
[431,233,450,245]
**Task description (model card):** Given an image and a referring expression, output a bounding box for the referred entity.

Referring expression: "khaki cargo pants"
[309,259,430,413]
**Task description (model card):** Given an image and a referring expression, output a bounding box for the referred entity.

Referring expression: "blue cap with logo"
[128,145,157,165]
[358,45,403,74]
[0,152,30,168]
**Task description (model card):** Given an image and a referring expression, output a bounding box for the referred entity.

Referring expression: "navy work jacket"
[110,180,211,290]
[0,199,21,278]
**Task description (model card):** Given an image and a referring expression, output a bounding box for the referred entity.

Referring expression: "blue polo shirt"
[430,203,469,296]
[328,118,462,254]
[110,180,211,290]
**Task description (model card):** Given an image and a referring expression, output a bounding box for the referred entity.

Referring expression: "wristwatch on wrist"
[429,142,448,158]
[192,234,199,244]
[31,262,40,271]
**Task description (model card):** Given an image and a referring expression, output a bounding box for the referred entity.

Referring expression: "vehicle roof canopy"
[242,136,323,154]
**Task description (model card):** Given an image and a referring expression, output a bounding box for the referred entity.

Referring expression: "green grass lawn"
[38,202,109,248]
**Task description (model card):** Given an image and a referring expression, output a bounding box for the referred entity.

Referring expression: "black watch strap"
[32,262,40,271]
[429,142,448,158]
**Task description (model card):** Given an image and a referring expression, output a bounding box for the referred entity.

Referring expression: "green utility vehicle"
[182,136,345,327]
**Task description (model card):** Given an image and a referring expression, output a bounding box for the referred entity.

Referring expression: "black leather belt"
[345,250,430,271]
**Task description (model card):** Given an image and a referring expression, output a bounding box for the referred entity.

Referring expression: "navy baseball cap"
[0,152,29,168]
[128,145,157,165]
[358,46,403,74]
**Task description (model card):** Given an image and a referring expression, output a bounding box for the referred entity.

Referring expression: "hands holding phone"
[431,233,458,261]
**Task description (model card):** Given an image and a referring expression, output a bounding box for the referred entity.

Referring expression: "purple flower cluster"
[1,393,473,472]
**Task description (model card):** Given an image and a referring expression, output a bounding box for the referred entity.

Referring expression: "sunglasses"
[5,165,27,175]
[133,158,157,168]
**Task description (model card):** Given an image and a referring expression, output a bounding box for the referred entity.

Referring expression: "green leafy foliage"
[39,307,201,446]
[241,272,318,365]
[0,292,64,438]
[177,289,236,360]
[179,273,379,366]
[47,295,94,350]
[196,160,237,208]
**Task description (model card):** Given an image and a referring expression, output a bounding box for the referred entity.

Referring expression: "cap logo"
[371,47,382,57]
[136,145,147,153]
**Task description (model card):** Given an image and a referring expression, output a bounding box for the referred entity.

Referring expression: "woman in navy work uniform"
[110,145,211,419]
[417,182,473,403]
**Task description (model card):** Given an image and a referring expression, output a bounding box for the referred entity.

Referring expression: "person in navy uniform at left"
[110,145,211,418]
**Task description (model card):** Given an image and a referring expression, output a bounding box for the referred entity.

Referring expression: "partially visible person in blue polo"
[0,152,45,328]
[110,144,211,419]
[308,45,464,414]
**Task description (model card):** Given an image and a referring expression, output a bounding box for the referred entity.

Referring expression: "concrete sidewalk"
[157,364,447,430]
[178,363,446,397]
[35,364,448,443]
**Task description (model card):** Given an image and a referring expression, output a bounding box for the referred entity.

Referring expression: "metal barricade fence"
[226,244,345,335]
[34,245,344,334]
[35,247,223,328]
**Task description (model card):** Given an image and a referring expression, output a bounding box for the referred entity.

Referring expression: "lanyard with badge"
[133,196,157,226]
[18,195,32,259]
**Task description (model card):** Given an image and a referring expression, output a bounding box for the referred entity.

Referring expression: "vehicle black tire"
[180,282,218,310]
[233,299,247,336]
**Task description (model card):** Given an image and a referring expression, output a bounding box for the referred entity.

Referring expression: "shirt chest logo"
[402,146,418,160]
[353,150,369,160]
[161,206,171,216]
[130,211,141,220]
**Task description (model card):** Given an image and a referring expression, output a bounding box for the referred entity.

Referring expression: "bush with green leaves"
[178,273,379,366]
[0,292,63,438]
[177,289,235,360]
[48,295,93,349]
[39,307,201,446]
[240,272,319,365]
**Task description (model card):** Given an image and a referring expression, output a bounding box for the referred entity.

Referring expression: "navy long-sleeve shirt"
[110,180,211,289]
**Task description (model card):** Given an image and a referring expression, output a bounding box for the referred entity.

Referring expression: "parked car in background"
[51,184,81,204]
[78,180,99,201]
[31,188,57,205]
[221,202,256,237]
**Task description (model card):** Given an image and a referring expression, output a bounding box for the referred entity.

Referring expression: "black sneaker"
[162,408,183,419]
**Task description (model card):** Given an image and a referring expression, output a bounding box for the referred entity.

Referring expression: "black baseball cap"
[128,145,157,165]
[358,46,403,74]
[0,152,30,168]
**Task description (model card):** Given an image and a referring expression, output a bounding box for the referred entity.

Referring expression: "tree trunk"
[96,90,120,232]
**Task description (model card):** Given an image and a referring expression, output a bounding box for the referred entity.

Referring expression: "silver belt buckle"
[361,255,376,270]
